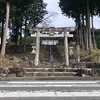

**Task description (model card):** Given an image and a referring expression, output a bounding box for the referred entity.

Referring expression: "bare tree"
[1,0,10,56]
[39,12,58,27]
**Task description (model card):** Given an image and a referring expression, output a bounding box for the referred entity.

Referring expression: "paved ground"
[0,76,100,81]
[1,97,100,100]
[0,80,100,100]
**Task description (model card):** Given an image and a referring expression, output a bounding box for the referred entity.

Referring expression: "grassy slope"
[57,45,100,62]
[1,45,100,66]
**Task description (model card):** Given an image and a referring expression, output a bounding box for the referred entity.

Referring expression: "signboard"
[42,40,59,45]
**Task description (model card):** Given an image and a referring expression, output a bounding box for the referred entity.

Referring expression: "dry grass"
[80,49,100,62]
[0,56,21,68]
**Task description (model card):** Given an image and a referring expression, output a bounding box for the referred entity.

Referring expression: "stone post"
[64,31,69,66]
[35,30,40,66]
[76,45,80,62]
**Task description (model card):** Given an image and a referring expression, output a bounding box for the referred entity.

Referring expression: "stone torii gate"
[30,27,76,66]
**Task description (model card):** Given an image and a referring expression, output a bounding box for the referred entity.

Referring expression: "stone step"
[25,72,77,76]
[24,68,79,72]
[0,67,92,77]
[21,68,79,77]
[23,68,92,77]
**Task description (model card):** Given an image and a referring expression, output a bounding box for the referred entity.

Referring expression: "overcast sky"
[43,0,100,29]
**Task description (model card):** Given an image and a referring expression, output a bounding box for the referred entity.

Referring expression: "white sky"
[43,0,100,29]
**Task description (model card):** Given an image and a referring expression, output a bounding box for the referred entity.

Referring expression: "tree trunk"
[24,18,27,52]
[86,19,89,51]
[76,19,80,62]
[0,0,10,56]
[0,18,5,50]
[78,15,84,49]
[85,1,89,51]
[14,27,18,48]
[82,14,86,49]
[19,26,22,52]
[81,27,84,49]
[79,28,82,46]
[91,15,97,49]
[86,0,92,51]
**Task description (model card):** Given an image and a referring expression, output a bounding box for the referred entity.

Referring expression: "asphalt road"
[0,80,100,100]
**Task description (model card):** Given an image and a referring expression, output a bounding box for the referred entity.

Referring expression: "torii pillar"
[34,30,40,66]
[64,31,73,66]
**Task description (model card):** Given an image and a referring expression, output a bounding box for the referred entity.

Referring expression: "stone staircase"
[24,67,78,77]
[0,66,93,78]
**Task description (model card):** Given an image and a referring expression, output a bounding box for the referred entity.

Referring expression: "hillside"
[0,45,100,68]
